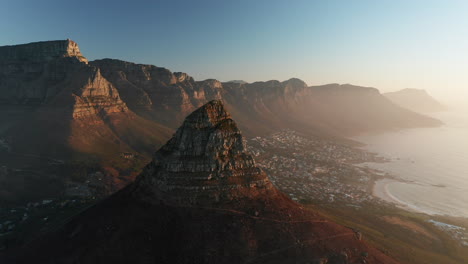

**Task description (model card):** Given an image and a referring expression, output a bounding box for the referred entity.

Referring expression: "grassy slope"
[308,202,468,264]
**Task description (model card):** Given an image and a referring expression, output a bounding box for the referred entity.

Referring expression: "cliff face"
[0,40,443,202]
[2,101,397,264]
[0,40,126,118]
[132,100,273,204]
[60,67,128,119]
[91,57,441,138]
[0,41,172,162]
[90,59,223,127]
[0,38,442,161]
[0,39,87,63]
[4,101,400,264]
[222,81,442,138]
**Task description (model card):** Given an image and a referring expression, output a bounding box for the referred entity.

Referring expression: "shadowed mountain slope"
[0,40,442,161]
[0,40,442,203]
[2,101,400,264]
[0,40,173,160]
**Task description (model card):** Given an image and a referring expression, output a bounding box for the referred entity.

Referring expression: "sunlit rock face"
[0,40,128,119]
[64,67,128,119]
[2,101,400,264]
[90,59,224,127]
[132,100,274,204]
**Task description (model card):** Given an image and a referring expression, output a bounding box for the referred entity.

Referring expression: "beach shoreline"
[372,178,425,214]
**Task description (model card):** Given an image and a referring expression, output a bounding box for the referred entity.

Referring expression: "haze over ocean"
[357,107,468,217]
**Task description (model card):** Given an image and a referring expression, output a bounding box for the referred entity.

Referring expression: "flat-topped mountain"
[92,57,441,138]
[222,81,442,137]
[384,88,447,113]
[3,101,400,264]
[0,41,173,202]
[0,39,88,63]
[0,40,442,203]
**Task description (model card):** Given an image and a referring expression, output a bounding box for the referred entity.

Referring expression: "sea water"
[355,106,468,217]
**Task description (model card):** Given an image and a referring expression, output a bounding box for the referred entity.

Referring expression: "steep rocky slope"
[3,101,400,264]
[0,40,442,202]
[221,81,442,137]
[90,59,223,128]
[296,84,443,135]
[0,40,172,159]
[0,40,443,153]
[384,88,447,113]
[0,41,173,201]
[93,58,442,138]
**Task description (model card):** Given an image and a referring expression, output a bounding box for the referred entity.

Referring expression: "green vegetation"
[307,202,468,264]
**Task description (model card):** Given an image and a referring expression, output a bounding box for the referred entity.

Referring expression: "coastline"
[372,178,424,214]
[372,178,453,216]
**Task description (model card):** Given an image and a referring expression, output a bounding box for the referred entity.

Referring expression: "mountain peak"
[132,100,274,204]
[183,99,231,128]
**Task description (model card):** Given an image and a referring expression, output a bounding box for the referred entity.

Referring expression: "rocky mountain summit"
[0,39,443,203]
[90,58,223,127]
[131,100,274,205]
[0,40,126,116]
[2,101,400,264]
[0,40,171,160]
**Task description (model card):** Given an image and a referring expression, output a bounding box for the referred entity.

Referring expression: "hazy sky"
[1,0,468,102]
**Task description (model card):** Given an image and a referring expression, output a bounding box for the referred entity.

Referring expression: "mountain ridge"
[0,39,442,203]
[384,88,447,113]
[130,100,275,205]
[3,100,400,264]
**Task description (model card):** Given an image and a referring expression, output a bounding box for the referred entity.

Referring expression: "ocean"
[355,107,468,218]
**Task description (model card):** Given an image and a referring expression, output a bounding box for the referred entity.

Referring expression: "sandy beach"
[373,178,398,203]
[372,178,422,213]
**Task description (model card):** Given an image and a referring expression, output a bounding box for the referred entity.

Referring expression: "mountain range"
[0,40,442,203]
[2,100,400,264]
[0,40,441,160]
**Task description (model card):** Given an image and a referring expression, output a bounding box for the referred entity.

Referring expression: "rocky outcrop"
[3,101,400,264]
[0,40,127,119]
[0,41,173,165]
[65,67,128,119]
[132,100,273,204]
[91,57,441,137]
[0,40,444,198]
[91,59,223,127]
[0,39,443,136]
